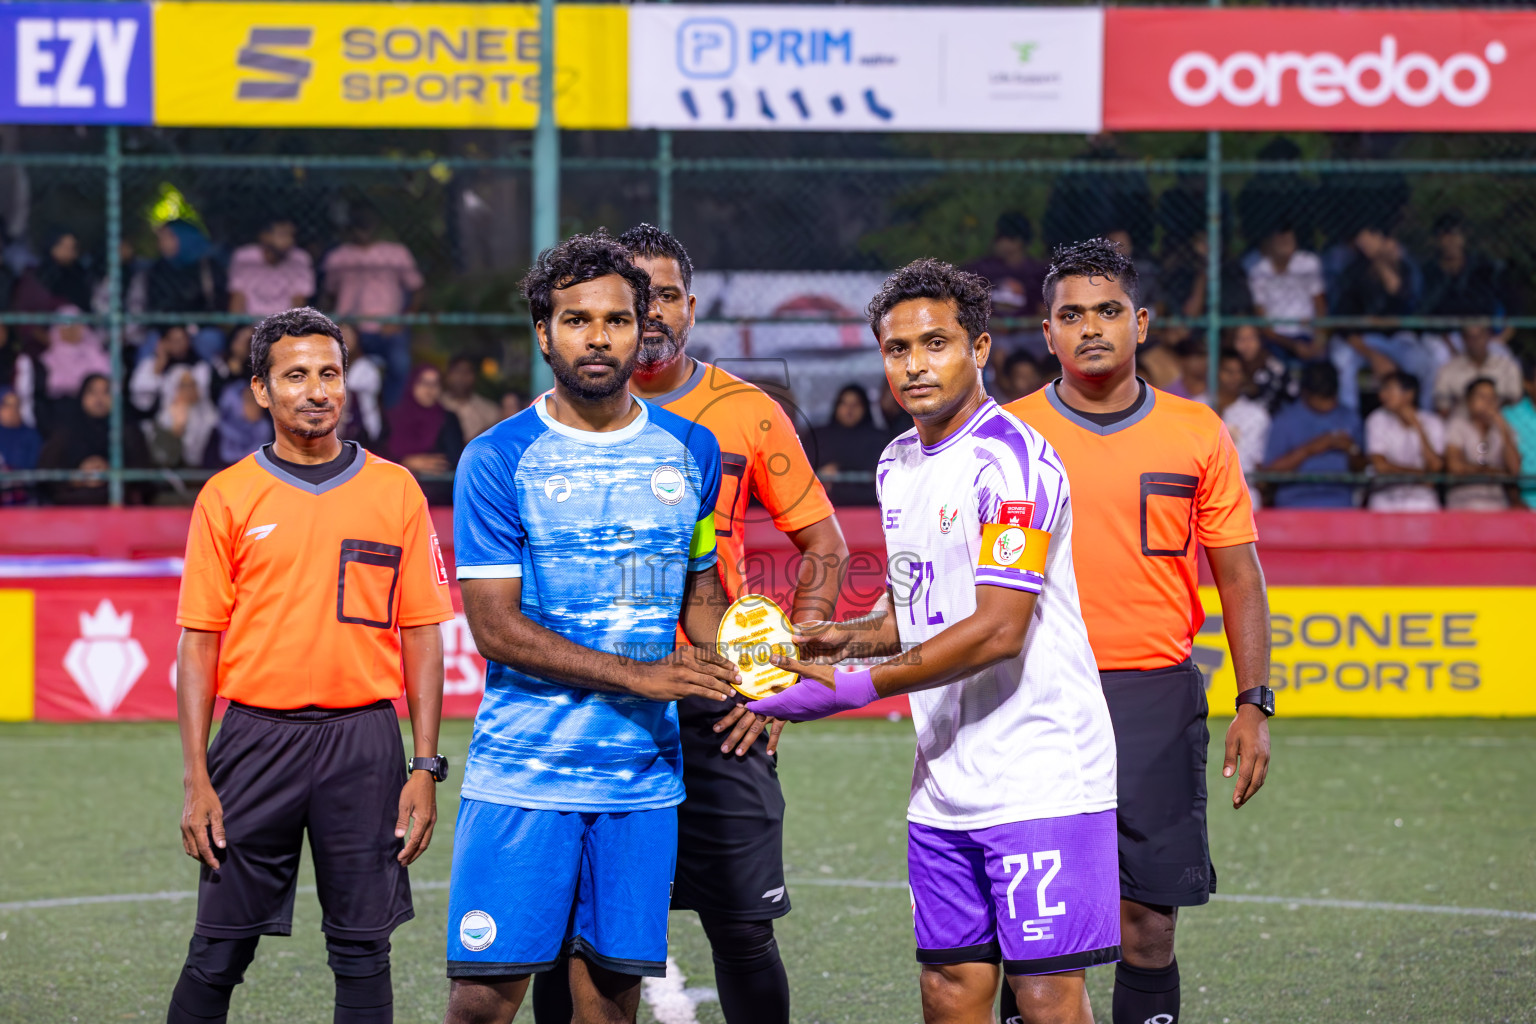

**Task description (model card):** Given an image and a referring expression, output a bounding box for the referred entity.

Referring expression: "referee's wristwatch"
[1235,686,1276,717]
[409,756,450,782]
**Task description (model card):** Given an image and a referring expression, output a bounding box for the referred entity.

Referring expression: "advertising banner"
[15,579,488,723]
[7,577,1534,721]
[629,4,1102,132]
[153,1,627,128]
[0,2,153,124]
[1197,587,1536,717]
[1104,8,1536,132]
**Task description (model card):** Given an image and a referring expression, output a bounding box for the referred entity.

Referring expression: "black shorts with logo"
[670,695,791,922]
[1100,659,1216,908]
[193,701,413,940]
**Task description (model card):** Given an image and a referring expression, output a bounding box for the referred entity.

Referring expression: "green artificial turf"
[1,717,1533,1023]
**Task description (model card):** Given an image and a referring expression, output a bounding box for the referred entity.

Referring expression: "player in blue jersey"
[443,232,747,1024]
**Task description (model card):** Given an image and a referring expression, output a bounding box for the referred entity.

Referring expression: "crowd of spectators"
[0,213,525,505]
[963,205,1536,511]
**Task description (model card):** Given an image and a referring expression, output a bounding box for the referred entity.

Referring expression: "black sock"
[699,916,789,1024]
[531,956,574,1024]
[328,936,393,1024]
[167,936,259,1024]
[999,975,1021,1024]
[1113,959,1180,1024]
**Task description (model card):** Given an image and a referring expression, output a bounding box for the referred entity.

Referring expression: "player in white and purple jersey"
[749,260,1118,1024]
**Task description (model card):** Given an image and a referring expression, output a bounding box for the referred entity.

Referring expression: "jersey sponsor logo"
[996,499,1036,527]
[938,503,960,535]
[992,526,1028,566]
[244,523,277,540]
[762,885,786,903]
[884,508,901,530]
[650,464,685,505]
[459,910,497,952]
[430,534,449,586]
[544,474,572,502]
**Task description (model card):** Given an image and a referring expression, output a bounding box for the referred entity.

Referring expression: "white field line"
[2,877,1532,922]
[642,956,719,1024]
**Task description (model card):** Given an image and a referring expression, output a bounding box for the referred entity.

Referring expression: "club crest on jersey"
[544,475,571,502]
[992,526,1027,566]
[650,465,685,505]
[997,500,1036,528]
[459,910,496,952]
[938,504,960,534]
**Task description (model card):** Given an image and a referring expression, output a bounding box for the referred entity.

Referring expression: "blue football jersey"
[453,396,722,812]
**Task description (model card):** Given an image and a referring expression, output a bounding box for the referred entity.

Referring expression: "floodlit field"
[1,717,1533,1024]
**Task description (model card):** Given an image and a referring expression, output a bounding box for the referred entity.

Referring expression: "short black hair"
[866,258,990,344]
[1433,210,1466,236]
[1042,237,1140,311]
[1002,349,1040,375]
[617,223,694,293]
[994,211,1032,243]
[521,230,650,330]
[249,306,346,381]
[1465,375,1498,401]
[447,352,478,371]
[1299,360,1339,399]
[1383,370,1420,402]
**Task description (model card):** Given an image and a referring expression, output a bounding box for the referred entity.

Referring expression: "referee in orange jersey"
[168,307,453,1024]
[1005,240,1273,1024]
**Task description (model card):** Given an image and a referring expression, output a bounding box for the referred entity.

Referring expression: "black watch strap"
[1235,686,1276,717]
[409,756,450,782]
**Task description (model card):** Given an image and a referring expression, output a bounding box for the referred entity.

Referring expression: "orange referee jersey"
[177,443,454,709]
[1006,382,1257,670]
[654,360,835,600]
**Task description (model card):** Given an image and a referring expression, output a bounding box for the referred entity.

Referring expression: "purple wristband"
[746,666,879,723]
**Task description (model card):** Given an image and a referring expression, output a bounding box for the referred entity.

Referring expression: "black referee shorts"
[1100,659,1216,908]
[670,695,791,922]
[194,701,413,941]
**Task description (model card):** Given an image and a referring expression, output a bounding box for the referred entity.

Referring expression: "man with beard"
[530,225,847,1024]
[445,232,747,1024]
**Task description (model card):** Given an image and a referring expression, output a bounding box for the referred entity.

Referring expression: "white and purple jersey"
[876,399,1116,830]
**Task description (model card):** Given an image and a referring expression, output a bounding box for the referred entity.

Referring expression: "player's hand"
[1223,705,1271,809]
[790,620,858,663]
[180,778,226,870]
[712,703,776,757]
[635,644,741,703]
[396,770,437,866]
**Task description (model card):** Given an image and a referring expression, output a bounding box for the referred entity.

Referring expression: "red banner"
[28,578,489,723]
[1104,8,1536,131]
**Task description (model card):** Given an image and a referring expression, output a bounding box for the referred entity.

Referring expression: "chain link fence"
[2,121,1534,505]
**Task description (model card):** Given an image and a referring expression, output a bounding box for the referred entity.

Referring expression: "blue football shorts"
[445,799,678,979]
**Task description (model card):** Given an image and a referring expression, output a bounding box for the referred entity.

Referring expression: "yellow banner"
[1196,586,1536,717]
[153,2,627,128]
[0,589,36,722]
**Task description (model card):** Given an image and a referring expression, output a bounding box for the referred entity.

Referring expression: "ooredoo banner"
[1104,8,1536,132]
[629,5,1103,132]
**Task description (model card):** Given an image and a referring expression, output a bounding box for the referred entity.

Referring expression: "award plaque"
[716,594,800,700]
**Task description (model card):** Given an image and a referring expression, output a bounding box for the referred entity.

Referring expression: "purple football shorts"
[908,809,1120,975]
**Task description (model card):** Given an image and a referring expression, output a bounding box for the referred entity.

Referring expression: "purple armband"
[745,667,878,723]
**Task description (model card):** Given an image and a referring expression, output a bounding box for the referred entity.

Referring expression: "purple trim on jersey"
[908,811,1121,973]
[920,400,996,455]
[1033,477,1052,530]
[895,435,921,446]
[976,567,1043,594]
[971,446,1004,522]
[972,413,1036,471]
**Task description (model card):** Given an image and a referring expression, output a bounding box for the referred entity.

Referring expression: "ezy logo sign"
[2,3,152,123]
[237,27,314,100]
